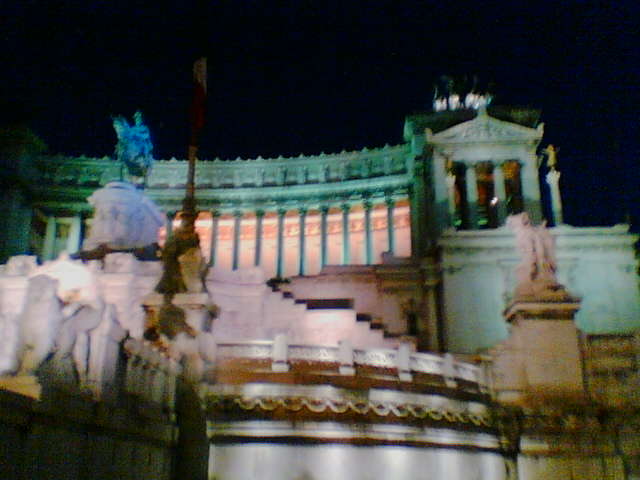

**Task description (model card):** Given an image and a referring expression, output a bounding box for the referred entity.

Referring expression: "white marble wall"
[440,225,640,353]
[209,444,507,480]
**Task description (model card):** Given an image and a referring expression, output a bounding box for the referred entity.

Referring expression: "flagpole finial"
[193,57,207,95]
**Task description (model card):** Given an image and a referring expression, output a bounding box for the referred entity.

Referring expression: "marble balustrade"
[206,338,487,389]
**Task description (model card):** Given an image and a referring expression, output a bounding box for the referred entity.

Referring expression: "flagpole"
[182,57,207,235]
[154,57,207,297]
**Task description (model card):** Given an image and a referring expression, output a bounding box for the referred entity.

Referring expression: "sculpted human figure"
[507,212,558,296]
[52,297,104,385]
[17,275,64,375]
[13,255,106,385]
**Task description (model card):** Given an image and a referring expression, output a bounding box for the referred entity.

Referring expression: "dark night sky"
[2,1,639,228]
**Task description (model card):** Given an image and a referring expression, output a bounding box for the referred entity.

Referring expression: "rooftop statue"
[507,212,561,297]
[83,182,164,252]
[113,111,154,184]
[543,144,559,170]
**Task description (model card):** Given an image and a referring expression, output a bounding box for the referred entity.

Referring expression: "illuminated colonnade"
[447,160,523,230]
[32,144,415,265]
[29,109,544,268]
[161,200,411,278]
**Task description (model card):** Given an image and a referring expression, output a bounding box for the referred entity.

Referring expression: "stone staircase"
[268,286,404,348]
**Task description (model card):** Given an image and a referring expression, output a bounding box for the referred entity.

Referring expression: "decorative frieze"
[205,394,492,427]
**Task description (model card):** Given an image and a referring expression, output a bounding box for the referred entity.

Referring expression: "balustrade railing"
[206,336,488,390]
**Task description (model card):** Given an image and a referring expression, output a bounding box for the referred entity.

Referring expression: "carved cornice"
[205,394,492,427]
[24,146,414,213]
[147,176,411,212]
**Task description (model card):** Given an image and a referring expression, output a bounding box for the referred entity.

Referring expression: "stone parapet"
[202,339,488,393]
[25,144,412,212]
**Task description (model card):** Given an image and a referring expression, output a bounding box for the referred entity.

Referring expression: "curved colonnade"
[30,145,414,277]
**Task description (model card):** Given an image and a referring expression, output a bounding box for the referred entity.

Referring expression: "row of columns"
[446,161,520,229]
[168,199,398,276]
[42,214,84,261]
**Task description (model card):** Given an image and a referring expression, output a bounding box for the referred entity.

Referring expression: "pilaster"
[465,164,479,229]
[320,206,329,269]
[66,214,83,254]
[209,211,219,266]
[341,204,350,265]
[232,211,242,270]
[493,163,507,226]
[43,216,57,261]
[276,209,286,277]
[363,201,373,265]
[298,208,307,276]
[254,210,264,267]
[385,197,395,255]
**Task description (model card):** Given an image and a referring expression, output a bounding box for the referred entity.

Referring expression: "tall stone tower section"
[405,105,544,241]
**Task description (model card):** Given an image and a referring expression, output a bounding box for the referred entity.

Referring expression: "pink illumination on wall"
[158,205,411,277]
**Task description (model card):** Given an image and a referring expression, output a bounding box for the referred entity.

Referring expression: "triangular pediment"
[427,109,543,145]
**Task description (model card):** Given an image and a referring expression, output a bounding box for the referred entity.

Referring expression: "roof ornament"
[432,75,493,112]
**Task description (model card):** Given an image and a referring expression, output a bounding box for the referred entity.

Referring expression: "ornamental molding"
[205,395,492,427]
[427,110,543,146]
[207,420,501,450]
[30,144,410,186]
[146,175,411,211]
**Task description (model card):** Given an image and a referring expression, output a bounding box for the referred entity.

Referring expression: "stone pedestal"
[143,292,216,382]
[491,290,584,406]
[143,292,214,334]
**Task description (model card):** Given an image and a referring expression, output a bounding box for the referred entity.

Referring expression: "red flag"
[189,57,207,147]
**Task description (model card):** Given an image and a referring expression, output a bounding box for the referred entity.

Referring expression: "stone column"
[276,209,286,277]
[298,208,307,276]
[254,210,264,267]
[493,163,508,226]
[385,197,395,255]
[232,211,242,270]
[522,151,543,223]
[433,151,452,238]
[165,211,175,241]
[43,215,57,260]
[320,206,329,269]
[409,160,429,256]
[445,173,457,228]
[66,214,83,254]
[465,164,479,229]
[546,169,564,225]
[209,211,219,266]
[341,203,351,265]
[363,201,373,265]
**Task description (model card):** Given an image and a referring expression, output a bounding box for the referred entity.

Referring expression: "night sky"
[2,1,639,228]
